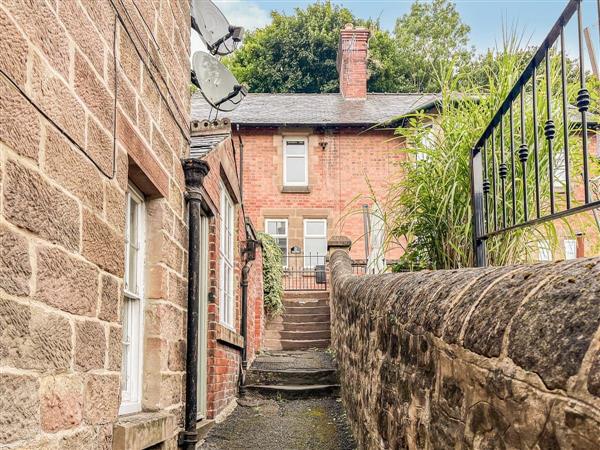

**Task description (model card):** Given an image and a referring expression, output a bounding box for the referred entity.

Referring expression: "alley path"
[200,396,356,449]
[201,349,356,449]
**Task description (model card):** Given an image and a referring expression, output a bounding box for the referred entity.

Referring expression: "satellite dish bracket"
[209,26,244,55]
[214,84,247,107]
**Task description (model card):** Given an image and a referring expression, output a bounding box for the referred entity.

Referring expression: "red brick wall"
[338,25,370,99]
[197,136,265,418]
[237,127,405,261]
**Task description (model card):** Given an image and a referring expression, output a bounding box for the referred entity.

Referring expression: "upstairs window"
[284,138,308,186]
[219,184,235,328]
[304,219,327,268]
[121,183,145,415]
[265,219,288,266]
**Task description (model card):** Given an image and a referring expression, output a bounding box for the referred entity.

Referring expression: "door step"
[245,368,338,386]
[243,384,340,399]
[265,329,331,340]
[264,338,330,351]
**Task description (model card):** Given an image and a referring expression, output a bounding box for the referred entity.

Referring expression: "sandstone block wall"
[329,244,600,449]
[0,0,190,448]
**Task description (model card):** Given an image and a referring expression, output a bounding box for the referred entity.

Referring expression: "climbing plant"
[258,232,285,316]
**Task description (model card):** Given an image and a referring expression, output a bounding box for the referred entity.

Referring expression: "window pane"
[538,240,552,261]
[286,157,306,183]
[305,220,326,236]
[129,197,138,246]
[564,239,577,260]
[285,142,305,156]
[304,236,327,268]
[267,220,287,236]
[121,298,130,395]
[128,244,138,295]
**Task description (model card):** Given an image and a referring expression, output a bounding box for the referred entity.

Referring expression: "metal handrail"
[471,0,599,266]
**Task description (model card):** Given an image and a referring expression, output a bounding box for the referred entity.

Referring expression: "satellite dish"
[192,51,247,112]
[191,0,244,56]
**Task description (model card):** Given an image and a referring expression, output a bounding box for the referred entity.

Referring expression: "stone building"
[0,1,264,448]
[191,24,440,265]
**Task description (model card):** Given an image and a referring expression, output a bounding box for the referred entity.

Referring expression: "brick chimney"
[337,24,371,99]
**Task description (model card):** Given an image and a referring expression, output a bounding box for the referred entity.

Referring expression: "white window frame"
[265,219,288,266]
[564,239,577,260]
[120,183,145,416]
[219,183,235,329]
[283,137,308,186]
[303,219,327,269]
[538,239,552,262]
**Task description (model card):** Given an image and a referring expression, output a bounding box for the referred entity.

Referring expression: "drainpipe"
[241,261,250,368]
[179,158,210,450]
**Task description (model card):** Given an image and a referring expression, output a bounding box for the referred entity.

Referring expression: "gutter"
[179,158,210,450]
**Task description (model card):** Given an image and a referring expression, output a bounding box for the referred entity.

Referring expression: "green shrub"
[258,232,284,316]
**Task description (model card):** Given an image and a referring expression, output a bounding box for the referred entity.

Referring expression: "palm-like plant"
[381,34,596,269]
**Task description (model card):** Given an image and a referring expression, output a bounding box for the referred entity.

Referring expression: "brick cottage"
[192,24,600,266]
[192,24,440,266]
[0,1,264,448]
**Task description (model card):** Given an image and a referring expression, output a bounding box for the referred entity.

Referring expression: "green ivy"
[258,232,284,316]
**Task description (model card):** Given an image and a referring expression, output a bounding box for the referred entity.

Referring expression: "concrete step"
[283,291,329,300]
[283,305,330,315]
[245,368,338,386]
[264,338,330,351]
[283,298,329,308]
[243,384,339,399]
[266,321,331,332]
[265,329,331,341]
[281,313,330,323]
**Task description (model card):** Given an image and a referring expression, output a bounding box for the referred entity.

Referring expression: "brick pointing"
[337,25,370,99]
[329,244,600,448]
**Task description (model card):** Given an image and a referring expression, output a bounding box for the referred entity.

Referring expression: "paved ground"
[200,397,356,450]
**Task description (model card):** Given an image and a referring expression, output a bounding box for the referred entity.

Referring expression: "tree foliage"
[224,0,473,94]
[386,0,473,93]
[224,2,354,93]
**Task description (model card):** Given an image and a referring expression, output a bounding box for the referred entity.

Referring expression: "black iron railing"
[471,0,599,266]
[283,254,328,291]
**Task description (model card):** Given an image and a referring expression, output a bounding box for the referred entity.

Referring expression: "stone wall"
[328,238,600,449]
[0,0,190,448]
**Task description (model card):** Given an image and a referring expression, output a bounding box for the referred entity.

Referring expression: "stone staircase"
[242,291,338,399]
[243,350,339,399]
[264,291,331,351]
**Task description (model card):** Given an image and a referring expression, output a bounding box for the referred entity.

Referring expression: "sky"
[191,0,600,58]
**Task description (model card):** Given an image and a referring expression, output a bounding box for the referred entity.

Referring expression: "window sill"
[216,323,244,350]
[113,411,175,450]
[281,185,311,194]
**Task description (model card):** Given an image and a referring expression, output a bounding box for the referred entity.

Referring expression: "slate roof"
[190,133,230,158]
[190,92,441,127]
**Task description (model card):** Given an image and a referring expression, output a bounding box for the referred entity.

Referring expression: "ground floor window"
[121,183,145,415]
[265,219,288,266]
[564,239,577,260]
[304,219,327,268]
[538,239,552,262]
[220,184,235,328]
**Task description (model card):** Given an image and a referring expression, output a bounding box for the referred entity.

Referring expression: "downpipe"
[179,158,210,449]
